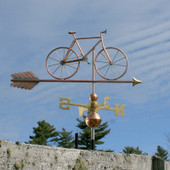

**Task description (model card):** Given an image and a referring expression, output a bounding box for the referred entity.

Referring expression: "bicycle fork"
[100,32,113,65]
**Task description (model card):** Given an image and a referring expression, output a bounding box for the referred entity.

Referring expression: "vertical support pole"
[92,49,95,94]
[91,127,95,150]
[91,49,95,150]
[75,133,78,149]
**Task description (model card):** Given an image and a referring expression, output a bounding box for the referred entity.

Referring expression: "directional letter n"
[114,104,125,117]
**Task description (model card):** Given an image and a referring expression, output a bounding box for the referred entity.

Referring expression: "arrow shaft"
[11,79,134,83]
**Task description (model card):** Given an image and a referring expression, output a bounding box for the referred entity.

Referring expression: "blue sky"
[0,0,170,156]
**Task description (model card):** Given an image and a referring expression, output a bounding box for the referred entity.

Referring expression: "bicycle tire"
[95,47,128,80]
[46,47,80,79]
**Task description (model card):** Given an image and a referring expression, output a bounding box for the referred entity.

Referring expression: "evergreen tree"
[123,146,146,155]
[28,120,59,146]
[76,115,110,150]
[155,145,168,160]
[55,128,74,148]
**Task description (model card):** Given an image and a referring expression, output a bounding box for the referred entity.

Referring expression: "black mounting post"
[75,133,78,149]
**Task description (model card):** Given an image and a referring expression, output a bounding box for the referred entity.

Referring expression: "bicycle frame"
[63,32,112,64]
[45,30,129,81]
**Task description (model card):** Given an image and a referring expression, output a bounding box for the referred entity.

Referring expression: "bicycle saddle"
[68,31,76,34]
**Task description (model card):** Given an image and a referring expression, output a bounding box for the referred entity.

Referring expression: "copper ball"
[85,112,101,128]
[89,93,98,101]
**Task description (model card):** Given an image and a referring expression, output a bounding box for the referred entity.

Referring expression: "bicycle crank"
[82,56,90,64]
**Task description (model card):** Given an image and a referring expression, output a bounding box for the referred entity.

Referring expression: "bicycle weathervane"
[11,30,142,150]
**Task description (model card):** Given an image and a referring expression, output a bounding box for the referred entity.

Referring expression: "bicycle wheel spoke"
[65,63,77,69]
[104,65,111,77]
[64,65,71,76]
[63,48,66,58]
[113,63,126,67]
[107,49,113,60]
[98,63,110,70]
[114,57,125,63]
[96,60,109,64]
[52,65,61,74]
[55,50,62,60]
[67,56,77,61]
[48,63,60,67]
[100,52,108,60]
[113,65,122,74]
[67,51,74,60]
[110,66,114,79]
[49,57,60,62]
[112,50,119,62]
[60,66,63,78]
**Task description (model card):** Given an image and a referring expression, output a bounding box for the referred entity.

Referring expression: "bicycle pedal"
[84,58,90,64]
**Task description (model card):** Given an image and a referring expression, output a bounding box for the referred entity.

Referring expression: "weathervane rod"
[92,49,95,94]
[91,49,96,150]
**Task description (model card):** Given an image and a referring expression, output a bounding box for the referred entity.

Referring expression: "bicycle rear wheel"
[95,47,128,80]
[46,47,80,79]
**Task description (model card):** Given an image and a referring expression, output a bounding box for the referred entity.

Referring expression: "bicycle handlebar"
[101,29,107,34]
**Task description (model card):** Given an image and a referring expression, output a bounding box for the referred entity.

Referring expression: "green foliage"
[55,128,74,148]
[123,146,146,155]
[155,145,168,160]
[28,120,59,146]
[98,149,114,152]
[76,115,111,150]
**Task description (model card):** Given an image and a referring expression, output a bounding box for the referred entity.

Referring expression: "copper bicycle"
[46,30,128,80]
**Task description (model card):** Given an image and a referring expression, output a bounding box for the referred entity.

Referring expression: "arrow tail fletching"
[10,71,39,90]
[10,82,38,90]
[11,71,39,79]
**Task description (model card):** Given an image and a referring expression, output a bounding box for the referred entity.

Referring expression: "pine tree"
[28,120,59,146]
[155,145,168,160]
[76,115,110,150]
[56,128,74,148]
[123,146,146,155]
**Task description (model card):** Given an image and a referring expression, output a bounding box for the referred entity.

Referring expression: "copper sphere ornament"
[85,112,101,128]
[89,93,98,101]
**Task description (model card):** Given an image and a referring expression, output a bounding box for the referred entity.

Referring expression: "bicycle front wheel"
[95,47,128,80]
[46,47,80,79]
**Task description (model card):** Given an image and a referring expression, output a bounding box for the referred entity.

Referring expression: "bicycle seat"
[68,31,76,34]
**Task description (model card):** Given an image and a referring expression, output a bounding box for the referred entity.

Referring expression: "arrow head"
[132,77,143,87]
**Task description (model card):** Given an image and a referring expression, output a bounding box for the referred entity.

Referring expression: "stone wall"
[0,140,169,170]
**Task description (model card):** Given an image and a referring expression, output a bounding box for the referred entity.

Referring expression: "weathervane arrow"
[10,71,142,90]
